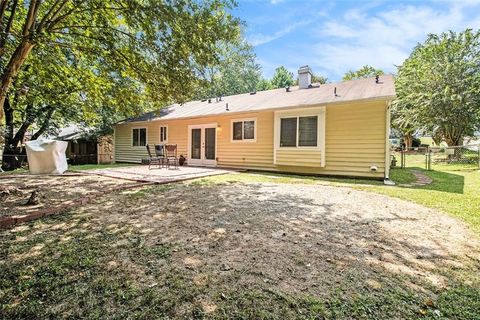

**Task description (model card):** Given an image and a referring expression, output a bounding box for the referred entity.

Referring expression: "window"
[232,119,256,141]
[244,121,255,139]
[299,116,318,146]
[233,122,243,140]
[280,116,318,147]
[280,118,297,147]
[132,128,147,146]
[160,126,167,142]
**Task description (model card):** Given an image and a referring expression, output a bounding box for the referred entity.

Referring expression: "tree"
[0,0,240,170]
[270,66,294,88]
[312,73,328,84]
[343,65,384,81]
[1,40,148,170]
[391,101,418,148]
[0,0,240,120]
[195,40,262,99]
[393,29,480,146]
[256,78,272,91]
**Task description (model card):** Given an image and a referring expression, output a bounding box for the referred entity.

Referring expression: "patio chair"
[154,144,167,168]
[165,144,179,169]
[145,145,162,169]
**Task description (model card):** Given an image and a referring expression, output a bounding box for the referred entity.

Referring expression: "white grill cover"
[25,140,68,174]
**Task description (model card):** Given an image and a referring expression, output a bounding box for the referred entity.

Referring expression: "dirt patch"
[94,181,480,297]
[2,179,480,318]
[0,174,132,217]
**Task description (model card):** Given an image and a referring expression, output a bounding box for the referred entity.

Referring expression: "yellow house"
[114,66,396,180]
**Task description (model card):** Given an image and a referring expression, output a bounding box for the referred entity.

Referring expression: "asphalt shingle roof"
[119,75,395,123]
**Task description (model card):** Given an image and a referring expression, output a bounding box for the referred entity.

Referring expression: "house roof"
[41,124,95,141]
[119,74,395,124]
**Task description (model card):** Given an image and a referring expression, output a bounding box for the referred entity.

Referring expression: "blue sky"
[234,0,480,81]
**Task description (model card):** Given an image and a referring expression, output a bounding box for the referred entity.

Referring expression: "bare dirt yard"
[1,175,479,319]
[0,174,134,217]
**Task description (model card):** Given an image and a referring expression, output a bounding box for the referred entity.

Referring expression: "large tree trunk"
[0,0,41,120]
[1,97,23,170]
[403,133,413,149]
[1,101,55,170]
[0,40,35,120]
[1,142,25,171]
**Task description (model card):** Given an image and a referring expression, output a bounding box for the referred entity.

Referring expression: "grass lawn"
[361,168,480,235]
[1,163,479,319]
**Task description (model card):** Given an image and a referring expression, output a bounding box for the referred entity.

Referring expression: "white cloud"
[249,19,313,46]
[312,2,480,78]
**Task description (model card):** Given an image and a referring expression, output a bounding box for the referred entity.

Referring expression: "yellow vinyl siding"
[275,149,322,167]
[114,112,275,168]
[217,112,274,168]
[114,100,387,178]
[322,101,386,178]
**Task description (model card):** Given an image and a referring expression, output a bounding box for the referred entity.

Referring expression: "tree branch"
[22,0,39,37]
[0,0,18,54]
[36,0,66,33]
[0,0,9,24]
[11,103,34,146]
[31,106,55,140]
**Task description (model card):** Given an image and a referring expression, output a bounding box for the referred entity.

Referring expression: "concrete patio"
[83,165,240,183]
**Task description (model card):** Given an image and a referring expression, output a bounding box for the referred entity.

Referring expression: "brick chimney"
[298,65,312,89]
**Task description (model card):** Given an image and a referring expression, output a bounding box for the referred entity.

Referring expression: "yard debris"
[0,186,23,198]
[417,309,427,316]
[24,190,41,206]
[423,298,434,307]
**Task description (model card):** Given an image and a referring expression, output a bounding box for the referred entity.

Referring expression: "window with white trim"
[159,126,168,142]
[280,116,318,147]
[132,128,147,146]
[232,119,256,141]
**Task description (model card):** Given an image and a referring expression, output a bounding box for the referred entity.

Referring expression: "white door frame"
[187,123,217,166]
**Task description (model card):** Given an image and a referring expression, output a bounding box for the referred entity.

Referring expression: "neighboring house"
[463,132,480,146]
[44,124,114,165]
[115,66,396,179]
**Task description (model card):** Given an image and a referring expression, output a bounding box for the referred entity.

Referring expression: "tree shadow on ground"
[1,181,479,318]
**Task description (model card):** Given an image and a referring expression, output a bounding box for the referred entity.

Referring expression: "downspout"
[384,101,395,185]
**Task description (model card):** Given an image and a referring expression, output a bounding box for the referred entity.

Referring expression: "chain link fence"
[1,153,113,170]
[390,144,480,171]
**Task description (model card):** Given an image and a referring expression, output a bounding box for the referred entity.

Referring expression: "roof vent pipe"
[375,75,379,83]
[286,86,290,92]
[225,103,229,111]
[298,65,312,89]
[208,99,211,103]
[334,87,338,97]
